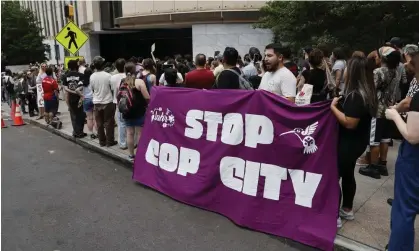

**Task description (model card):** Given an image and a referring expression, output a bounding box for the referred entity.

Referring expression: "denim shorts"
[83,98,94,113]
[124,116,145,127]
[44,99,58,114]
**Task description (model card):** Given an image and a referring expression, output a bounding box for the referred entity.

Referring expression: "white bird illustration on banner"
[279,121,319,154]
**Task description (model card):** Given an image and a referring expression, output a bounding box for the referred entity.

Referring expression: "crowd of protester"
[2,36,419,251]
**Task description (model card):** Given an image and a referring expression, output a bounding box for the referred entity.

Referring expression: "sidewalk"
[2,101,418,251]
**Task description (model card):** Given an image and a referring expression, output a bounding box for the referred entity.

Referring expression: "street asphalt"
[1,124,318,251]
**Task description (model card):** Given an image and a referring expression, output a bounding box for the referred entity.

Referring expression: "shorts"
[83,98,94,113]
[124,116,145,127]
[44,99,58,114]
[369,117,391,146]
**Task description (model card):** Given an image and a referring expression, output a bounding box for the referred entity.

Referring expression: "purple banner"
[133,87,339,250]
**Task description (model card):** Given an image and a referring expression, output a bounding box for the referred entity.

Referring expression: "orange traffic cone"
[10,100,16,121]
[1,118,7,128]
[12,104,25,126]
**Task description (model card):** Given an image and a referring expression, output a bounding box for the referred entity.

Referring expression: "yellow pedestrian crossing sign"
[55,21,89,55]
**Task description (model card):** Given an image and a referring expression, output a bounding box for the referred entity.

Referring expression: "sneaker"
[387,198,393,206]
[377,164,389,176]
[90,133,97,140]
[337,217,342,228]
[120,146,128,150]
[339,208,355,220]
[128,155,135,161]
[359,164,381,179]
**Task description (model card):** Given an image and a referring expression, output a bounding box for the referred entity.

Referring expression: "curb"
[23,117,133,167]
[334,235,381,251]
[6,113,383,251]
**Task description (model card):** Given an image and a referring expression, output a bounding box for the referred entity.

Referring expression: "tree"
[255,1,419,54]
[1,1,50,65]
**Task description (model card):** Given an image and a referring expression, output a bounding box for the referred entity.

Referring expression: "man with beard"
[259,43,297,103]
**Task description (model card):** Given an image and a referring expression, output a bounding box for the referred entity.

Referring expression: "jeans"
[388,141,419,251]
[94,103,115,146]
[69,103,86,136]
[116,109,127,148]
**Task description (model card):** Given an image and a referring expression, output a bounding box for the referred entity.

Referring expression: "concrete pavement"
[2,101,418,251]
[1,124,314,251]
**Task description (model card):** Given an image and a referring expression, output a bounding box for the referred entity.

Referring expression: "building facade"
[19,0,273,64]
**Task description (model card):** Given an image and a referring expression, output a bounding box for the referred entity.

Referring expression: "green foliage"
[1,1,50,65]
[255,1,419,54]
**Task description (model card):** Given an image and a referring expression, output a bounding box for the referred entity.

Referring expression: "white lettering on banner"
[242,161,261,196]
[260,163,288,200]
[245,114,274,148]
[145,139,200,176]
[219,157,322,208]
[185,110,204,139]
[204,111,223,142]
[288,169,322,208]
[159,143,179,172]
[219,157,245,192]
[185,110,274,148]
[221,113,244,145]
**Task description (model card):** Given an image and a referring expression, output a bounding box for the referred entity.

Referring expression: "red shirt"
[42,76,59,101]
[185,68,215,89]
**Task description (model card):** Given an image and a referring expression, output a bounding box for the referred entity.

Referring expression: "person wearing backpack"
[213,47,254,90]
[117,62,150,161]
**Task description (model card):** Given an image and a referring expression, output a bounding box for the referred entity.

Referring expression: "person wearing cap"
[90,56,117,147]
[388,37,404,57]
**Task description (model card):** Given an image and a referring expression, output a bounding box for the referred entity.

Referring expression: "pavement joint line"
[352,173,392,216]
[2,111,384,251]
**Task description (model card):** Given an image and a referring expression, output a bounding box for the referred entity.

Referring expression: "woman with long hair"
[122,62,150,161]
[141,58,157,91]
[330,56,378,227]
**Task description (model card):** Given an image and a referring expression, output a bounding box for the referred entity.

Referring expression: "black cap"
[389,37,403,48]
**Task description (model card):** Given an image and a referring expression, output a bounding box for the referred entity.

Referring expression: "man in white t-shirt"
[90,56,116,147]
[258,43,297,103]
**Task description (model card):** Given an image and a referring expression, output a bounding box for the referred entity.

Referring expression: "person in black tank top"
[122,62,150,161]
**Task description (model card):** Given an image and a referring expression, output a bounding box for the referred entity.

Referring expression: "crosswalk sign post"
[55,21,89,55]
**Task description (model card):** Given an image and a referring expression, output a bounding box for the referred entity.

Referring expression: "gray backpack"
[216,68,254,90]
